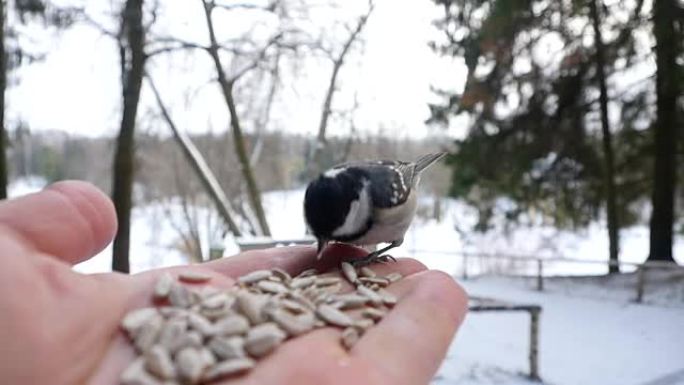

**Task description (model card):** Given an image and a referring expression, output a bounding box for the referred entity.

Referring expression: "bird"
[303,152,446,266]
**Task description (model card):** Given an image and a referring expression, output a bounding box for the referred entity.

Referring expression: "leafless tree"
[307,0,374,177]
[111,0,146,273]
[146,73,243,236]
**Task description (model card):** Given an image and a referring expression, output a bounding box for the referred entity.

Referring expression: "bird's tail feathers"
[414,152,447,174]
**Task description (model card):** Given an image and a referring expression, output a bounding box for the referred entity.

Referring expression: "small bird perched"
[304,152,446,265]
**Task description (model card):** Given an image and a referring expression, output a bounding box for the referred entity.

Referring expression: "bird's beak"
[316,239,328,260]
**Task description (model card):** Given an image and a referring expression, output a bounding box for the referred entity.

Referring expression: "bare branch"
[146,72,244,237]
[200,0,271,236]
[308,0,375,176]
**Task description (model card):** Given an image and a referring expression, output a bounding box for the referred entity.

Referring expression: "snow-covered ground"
[438,274,684,385]
[8,180,684,384]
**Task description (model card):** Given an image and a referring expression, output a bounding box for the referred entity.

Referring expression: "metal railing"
[410,249,684,303]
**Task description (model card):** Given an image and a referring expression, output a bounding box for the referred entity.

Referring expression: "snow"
[7,181,684,384]
[438,275,684,385]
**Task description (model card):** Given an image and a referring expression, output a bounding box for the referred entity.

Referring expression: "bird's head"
[304,167,372,259]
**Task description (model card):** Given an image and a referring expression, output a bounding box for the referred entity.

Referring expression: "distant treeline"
[6,127,451,202]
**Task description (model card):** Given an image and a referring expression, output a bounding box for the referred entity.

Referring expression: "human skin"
[0,181,468,385]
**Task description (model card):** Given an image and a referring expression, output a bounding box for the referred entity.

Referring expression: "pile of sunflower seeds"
[120,262,403,385]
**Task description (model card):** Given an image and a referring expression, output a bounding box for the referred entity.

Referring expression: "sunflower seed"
[353,318,375,330]
[385,272,403,283]
[257,280,289,294]
[289,276,316,289]
[158,317,188,352]
[316,276,342,287]
[268,308,316,336]
[154,273,175,299]
[237,270,272,284]
[175,347,205,384]
[359,267,377,278]
[202,358,255,382]
[134,314,164,353]
[144,345,176,380]
[340,262,358,284]
[377,289,398,306]
[200,347,218,367]
[213,314,250,336]
[236,291,269,325]
[341,327,360,350]
[187,312,215,337]
[178,270,213,284]
[316,304,354,327]
[244,323,287,357]
[209,336,246,360]
[286,291,316,311]
[334,293,368,309]
[359,277,390,287]
[122,308,159,336]
[168,283,193,308]
[271,268,292,283]
[121,357,161,385]
[170,331,203,353]
[361,307,386,321]
[356,284,383,306]
[201,292,233,310]
[297,268,318,278]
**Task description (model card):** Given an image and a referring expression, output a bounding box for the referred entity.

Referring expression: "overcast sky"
[7,0,468,140]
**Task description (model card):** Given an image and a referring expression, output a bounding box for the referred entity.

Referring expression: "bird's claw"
[351,252,396,267]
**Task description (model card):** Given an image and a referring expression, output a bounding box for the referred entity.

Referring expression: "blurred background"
[2,0,683,384]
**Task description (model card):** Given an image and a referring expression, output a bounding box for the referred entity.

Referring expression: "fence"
[410,249,684,303]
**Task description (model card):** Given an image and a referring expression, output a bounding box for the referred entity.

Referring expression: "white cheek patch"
[323,167,347,178]
[332,183,371,238]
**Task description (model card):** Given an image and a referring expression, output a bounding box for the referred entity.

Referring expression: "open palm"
[0,181,467,385]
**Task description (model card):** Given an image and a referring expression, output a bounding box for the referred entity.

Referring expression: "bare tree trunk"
[589,0,620,273]
[308,1,374,177]
[146,73,243,237]
[0,0,7,199]
[111,0,146,273]
[201,0,270,236]
[649,0,680,263]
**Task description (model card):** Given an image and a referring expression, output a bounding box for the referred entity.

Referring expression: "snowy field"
[8,179,684,385]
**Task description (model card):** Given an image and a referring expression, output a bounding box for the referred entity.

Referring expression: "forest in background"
[0,0,681,273]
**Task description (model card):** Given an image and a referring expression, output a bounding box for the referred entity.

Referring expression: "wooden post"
[529,308,541,381]
[462,254,469,280]
[635,265,647,303]
[536,259,544,291]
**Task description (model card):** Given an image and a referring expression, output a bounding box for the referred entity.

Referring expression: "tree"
[0,0,7,199]
[111,0,146,273]
[649,0,682,263]
[307,0,374,178]
[199,0,275,237]
[589,0,620,273]
[429,0,653,269]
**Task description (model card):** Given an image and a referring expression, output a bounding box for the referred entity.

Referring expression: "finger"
[0,181,117,265]
[203,243,369,278]
[353,270,468,385]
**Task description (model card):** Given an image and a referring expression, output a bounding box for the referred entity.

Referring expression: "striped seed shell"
[341,327,360,350]
[237,270,272,284]
[244,323,287,357]
[175,347,205,384]
[202,358,255,382]
[144,345,176,380]
[316,304,354,327]
[208,336,246,360]
[340,262,358,284]
[213,314,250,336]
[153,273,175,300]
[178,270,213,284]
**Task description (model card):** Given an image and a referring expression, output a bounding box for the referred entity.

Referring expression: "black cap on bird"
[303,152,446,265]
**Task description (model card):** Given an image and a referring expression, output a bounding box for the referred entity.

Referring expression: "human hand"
[0,181,468,385]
